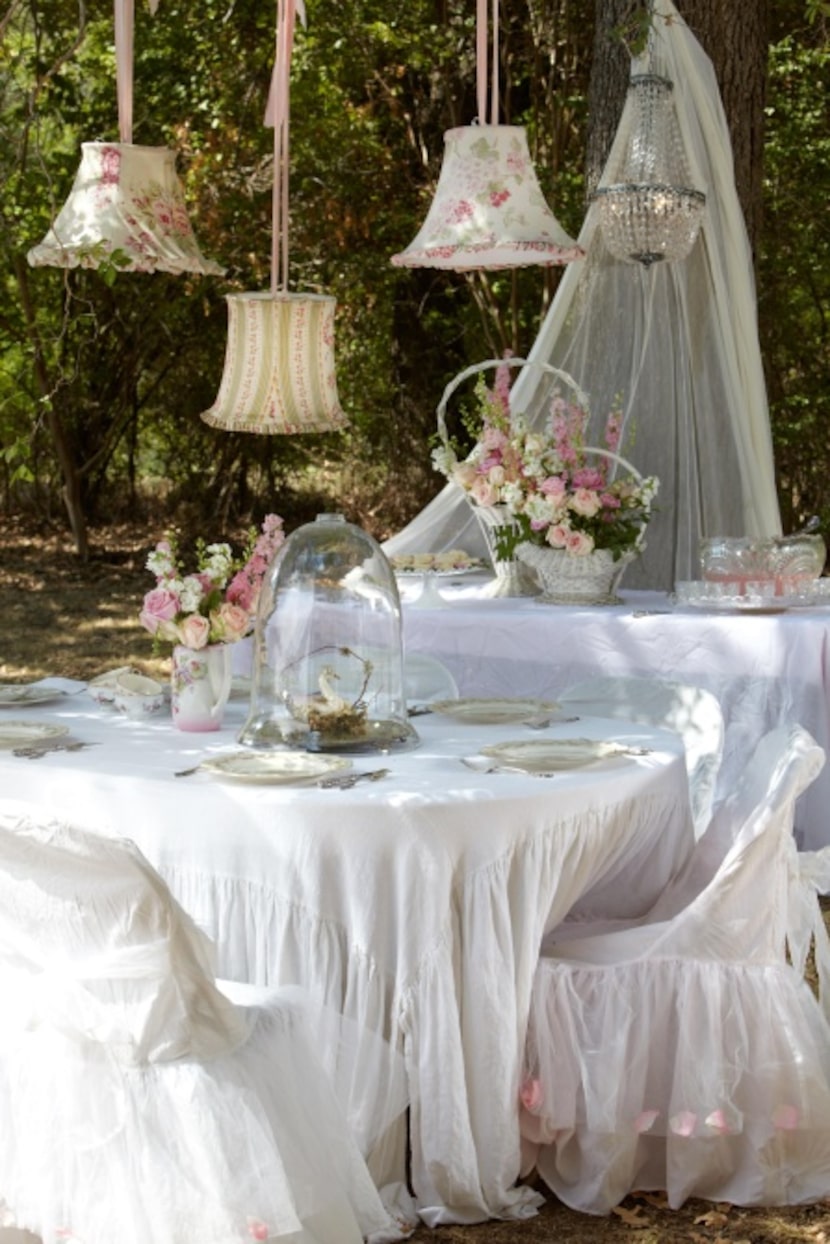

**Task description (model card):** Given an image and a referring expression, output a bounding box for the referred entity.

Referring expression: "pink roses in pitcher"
[140,515,285,650]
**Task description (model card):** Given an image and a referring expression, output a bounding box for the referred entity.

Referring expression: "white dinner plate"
[201,751,353,786]
[0,721,70,749]
[429,697,559,725]
[0,684,66,707]
[480,737,644,773]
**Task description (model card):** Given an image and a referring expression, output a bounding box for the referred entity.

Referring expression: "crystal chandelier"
[592,73,706,268]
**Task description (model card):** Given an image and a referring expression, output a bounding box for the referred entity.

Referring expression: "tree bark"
[588,0,768,258]
[13,256,89,560]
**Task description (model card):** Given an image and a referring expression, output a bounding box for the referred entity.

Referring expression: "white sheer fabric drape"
[385,0,780,589]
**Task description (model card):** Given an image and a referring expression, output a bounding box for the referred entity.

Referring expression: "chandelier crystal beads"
[592,74,706,268]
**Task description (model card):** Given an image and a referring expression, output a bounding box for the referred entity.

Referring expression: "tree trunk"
[13,256,90,560]
[588,0,768,259]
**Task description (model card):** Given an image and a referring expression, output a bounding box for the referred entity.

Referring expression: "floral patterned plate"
[0,721,69,749]
[201,752,352,786]
[429,698,560,725]
[480,737,647,772]
[0,684,67,707]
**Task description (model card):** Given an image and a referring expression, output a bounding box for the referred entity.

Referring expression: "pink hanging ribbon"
[114,0,160,145]
[114,0,134,143]
[264,0,306,293]
[476,0,499,125]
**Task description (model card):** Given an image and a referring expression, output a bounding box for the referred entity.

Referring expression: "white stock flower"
[523,493,556,524]
[146,548,175,577]
[500,481,525,510]
[178,575,204,613]
[202,543,233,583]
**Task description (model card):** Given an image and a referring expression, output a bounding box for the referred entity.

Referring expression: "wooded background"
[1,0,828,556]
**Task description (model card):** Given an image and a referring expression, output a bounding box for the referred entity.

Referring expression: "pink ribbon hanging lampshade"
[392,125,584,271]
[200,0,348,435]
[200,291,348,435]
[27,142,224,276]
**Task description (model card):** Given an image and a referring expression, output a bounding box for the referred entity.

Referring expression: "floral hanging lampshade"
[201,291,347,434]
[391,124,584,270]
[27,0,221,276]
[200,0,347,434]
[390,0,583,271]
[27,142,223,275]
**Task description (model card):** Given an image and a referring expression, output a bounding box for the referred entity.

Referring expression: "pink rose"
[452,462,478,490]
[566,530,594,556]
[539,475,566,498]
[210,602,250,642]
[139,587,180,635]
[572,467,605,490]
[569,488,601,518]
[178,613,210,650]
[471,476,499,508]
[545,524,569,549]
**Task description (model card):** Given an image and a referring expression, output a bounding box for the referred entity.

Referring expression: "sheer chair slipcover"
[383,0,780,589]
[557,676,725,839]
[0,813,403,1244]
[520,725,830,1213]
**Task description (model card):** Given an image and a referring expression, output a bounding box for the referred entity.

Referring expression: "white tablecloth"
[400,578,830,850]
[0,696,694,1226]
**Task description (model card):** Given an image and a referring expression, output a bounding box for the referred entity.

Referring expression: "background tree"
[1,0,828,551]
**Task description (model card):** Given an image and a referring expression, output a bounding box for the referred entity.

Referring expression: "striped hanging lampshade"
[200,291,347,434]
[200,0,348,434]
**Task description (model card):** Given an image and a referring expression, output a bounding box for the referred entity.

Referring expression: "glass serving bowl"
[699,534,826,595]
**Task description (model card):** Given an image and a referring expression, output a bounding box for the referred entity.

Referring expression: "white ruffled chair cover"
[520,724,830,1212]
[557,676,725,839]
[0,813,402,1244]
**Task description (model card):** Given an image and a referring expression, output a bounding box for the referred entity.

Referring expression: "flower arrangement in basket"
[139,514,286,650]
[432,357,658,602]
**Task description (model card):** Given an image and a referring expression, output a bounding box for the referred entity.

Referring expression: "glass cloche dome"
[238,513,419,753]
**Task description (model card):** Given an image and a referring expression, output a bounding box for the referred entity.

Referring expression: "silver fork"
[460,757,557,778]
[317,768,390,790]
[523,713,579,730]
[13,741,95,759]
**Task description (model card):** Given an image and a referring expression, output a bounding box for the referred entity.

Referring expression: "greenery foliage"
[0,0,828,550]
